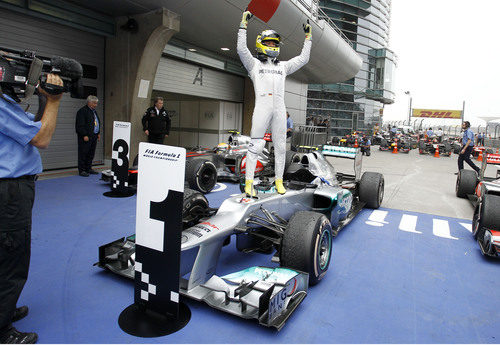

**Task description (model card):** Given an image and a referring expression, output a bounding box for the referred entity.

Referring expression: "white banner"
[135,143,186,252]
[111,121,131,190]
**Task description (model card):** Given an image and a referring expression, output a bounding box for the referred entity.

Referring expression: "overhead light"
[188,48,197,52]
[221,48,230,51]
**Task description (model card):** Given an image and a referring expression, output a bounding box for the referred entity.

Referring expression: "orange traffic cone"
[354,138,359,148]
[477,150,483,162]
[434,145,440,158]
[392,140,398,154]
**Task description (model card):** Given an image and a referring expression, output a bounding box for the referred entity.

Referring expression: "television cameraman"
[0,73,63,344]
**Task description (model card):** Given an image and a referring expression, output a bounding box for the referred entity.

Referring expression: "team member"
[435,127,443,143]
[426,127,434,138]
[360,135,371,156]
[75,96,101,177]
[0,74,63,344]
[238,10,311,196]
[456,121,480,175]
[141,96,171,144]
[286,112,293,138]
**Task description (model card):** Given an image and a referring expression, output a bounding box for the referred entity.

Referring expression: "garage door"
[0,8,105,170]
[154,57,244,102]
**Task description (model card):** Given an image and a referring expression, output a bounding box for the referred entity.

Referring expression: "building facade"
[307,0,396,136]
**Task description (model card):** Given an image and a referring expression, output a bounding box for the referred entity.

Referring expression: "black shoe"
[0,327,38,344]
[79,171,90,177]
[88,169,99,175]
[12,306,28,322]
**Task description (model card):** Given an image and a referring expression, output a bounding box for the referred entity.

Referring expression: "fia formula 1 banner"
[111,121,131,192]
[134,143,186,317]
[412,109,462,119]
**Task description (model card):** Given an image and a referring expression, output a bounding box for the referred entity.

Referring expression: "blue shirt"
[427,130,433,137]
[93,110,100,134]
[462,128,474,146]
[0,95,42,178]
[391,127,397,133]
[286,116,293,130]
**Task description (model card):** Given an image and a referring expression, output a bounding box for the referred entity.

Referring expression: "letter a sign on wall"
[119,143,190,337]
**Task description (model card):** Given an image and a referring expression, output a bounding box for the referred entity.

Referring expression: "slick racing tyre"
[281,211,333,285]
[455,169,477,198]
[185,159,217,193]
[182,188,209,229]
[472,195,500,241]
[359,172,384,209]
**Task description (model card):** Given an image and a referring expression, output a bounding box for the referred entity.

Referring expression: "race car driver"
[238,10,311,196]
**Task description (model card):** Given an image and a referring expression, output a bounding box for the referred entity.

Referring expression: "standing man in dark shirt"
[141,97,170,144]
[75,95,101,177]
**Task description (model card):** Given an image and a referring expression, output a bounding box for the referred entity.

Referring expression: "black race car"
[418,137,452,156]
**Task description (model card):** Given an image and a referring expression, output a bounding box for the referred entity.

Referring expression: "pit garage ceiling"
[68,0,362,84]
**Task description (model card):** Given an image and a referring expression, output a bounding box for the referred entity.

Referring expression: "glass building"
[307,0,396,136]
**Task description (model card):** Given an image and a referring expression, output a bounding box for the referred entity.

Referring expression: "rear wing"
[480,153,500,179]
[322,145,362,181]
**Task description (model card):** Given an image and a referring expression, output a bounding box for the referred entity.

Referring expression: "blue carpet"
[13,175,500,343]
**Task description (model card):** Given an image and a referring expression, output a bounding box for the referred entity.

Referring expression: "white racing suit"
[237,28,311,180]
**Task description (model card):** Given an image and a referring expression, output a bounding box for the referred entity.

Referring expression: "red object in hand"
[247,0,281,23]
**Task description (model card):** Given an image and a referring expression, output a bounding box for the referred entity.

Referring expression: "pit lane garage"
[18,147,500,343]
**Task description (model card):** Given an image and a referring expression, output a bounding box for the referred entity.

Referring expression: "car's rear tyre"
[473,195,500,241]
[455,169,477,198]
[182,188,209,229]
[185,159,217,193]
[281,211,333,286]
[359,172,384,209]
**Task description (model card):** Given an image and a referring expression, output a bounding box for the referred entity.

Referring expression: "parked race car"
[456,153,500,257]
[101,131,274,193]
[418,137,452,156]
[97,146,384,330]
[379,135,411,153]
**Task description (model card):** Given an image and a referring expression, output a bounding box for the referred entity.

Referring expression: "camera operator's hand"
[30,74,64,149]
[39,74,64,102]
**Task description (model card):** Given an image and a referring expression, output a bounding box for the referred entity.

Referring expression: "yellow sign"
[412,109,462,119]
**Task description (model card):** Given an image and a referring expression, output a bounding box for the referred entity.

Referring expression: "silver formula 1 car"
[97,147,384,330]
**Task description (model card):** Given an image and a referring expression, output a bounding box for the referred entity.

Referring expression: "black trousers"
[148,133,165,145]
[78,134,98,173]
[0,177,35,334]
[458,145,480,172]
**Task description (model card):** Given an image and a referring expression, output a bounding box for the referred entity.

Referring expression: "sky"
[383,0,500,127]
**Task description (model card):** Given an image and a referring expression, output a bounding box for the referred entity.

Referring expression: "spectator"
[141,96,171,144]
[0,73,64,344]
[456,121,480,175]
[75,95,101,177]
[286,112,293,138]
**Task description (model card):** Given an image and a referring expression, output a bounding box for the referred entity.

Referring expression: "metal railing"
[292,125,329,147]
